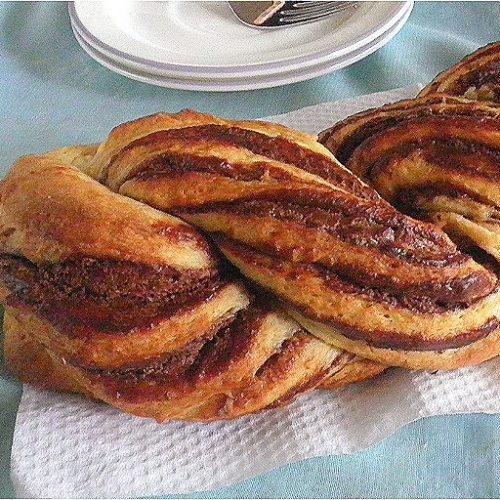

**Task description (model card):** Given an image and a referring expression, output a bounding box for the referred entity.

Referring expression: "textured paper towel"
[11,86,500,498]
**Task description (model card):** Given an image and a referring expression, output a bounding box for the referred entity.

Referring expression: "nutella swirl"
[0,254,224,334]
[0,151,354,421]
[319,95,500,264]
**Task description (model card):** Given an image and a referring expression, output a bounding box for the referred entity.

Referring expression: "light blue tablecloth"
[1,2,499,497]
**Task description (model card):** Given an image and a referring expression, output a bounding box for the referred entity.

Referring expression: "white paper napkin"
[11,86,500,498]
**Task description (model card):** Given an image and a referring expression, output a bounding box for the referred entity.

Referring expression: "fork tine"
[281,3,353,17]
[228,0,357,28]
[278,10,354,25]
[290,1,338,8]
[279,3,356,23]
[284,3,341,15]
[290,1,352,9]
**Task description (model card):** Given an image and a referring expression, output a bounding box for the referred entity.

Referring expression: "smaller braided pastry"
[418,41,500,103]
[318,95,500,263]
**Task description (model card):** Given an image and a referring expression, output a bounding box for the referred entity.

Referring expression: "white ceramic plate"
[69,0,412,77]
[71,2,412,92]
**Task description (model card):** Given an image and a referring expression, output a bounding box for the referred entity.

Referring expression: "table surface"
[1,1,499,498]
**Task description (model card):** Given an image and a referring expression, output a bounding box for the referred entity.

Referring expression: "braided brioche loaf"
[0,148,384,422]
[79,110,499,371]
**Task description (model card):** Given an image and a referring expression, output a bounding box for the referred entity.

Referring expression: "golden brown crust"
[319,357,387,390]
[43,145,100,169]
[3,307,84,395]
[219,237,499,370]
[418,42,500,103]
[287,307,500,372]
[88,110,499,370]
[0,153,215,270]
[5,300,350,422]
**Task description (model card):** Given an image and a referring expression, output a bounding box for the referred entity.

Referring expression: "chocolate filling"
[129,152,296,184]
[108,124,377,201]
[295,300,499,351]
[453,60,500,95]
[218,237,496,314]
[84,335,210,382]
[390,185,500,222]
[186,186,465,262]
[116,148,463,268]
[80,301,278,403]
[190,300,269,380]
[363,134,500,183]
[82,309,244,383]
[319,99,499,165]
[0,254,223,335]
[199,203,495,302]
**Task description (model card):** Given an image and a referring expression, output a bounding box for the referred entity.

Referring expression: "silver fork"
[228,1,358,28]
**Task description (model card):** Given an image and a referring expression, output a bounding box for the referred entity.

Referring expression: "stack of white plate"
[69,0,413,92]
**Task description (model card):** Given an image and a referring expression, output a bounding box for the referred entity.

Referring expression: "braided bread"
[79,111,499,370]
[3,70,499,420]
[0,149,386,422]
[419,41,500,103]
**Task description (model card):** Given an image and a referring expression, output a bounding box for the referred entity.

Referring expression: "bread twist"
[418,42,500,103]
[77,111,499,370]
[0,149,385,422]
